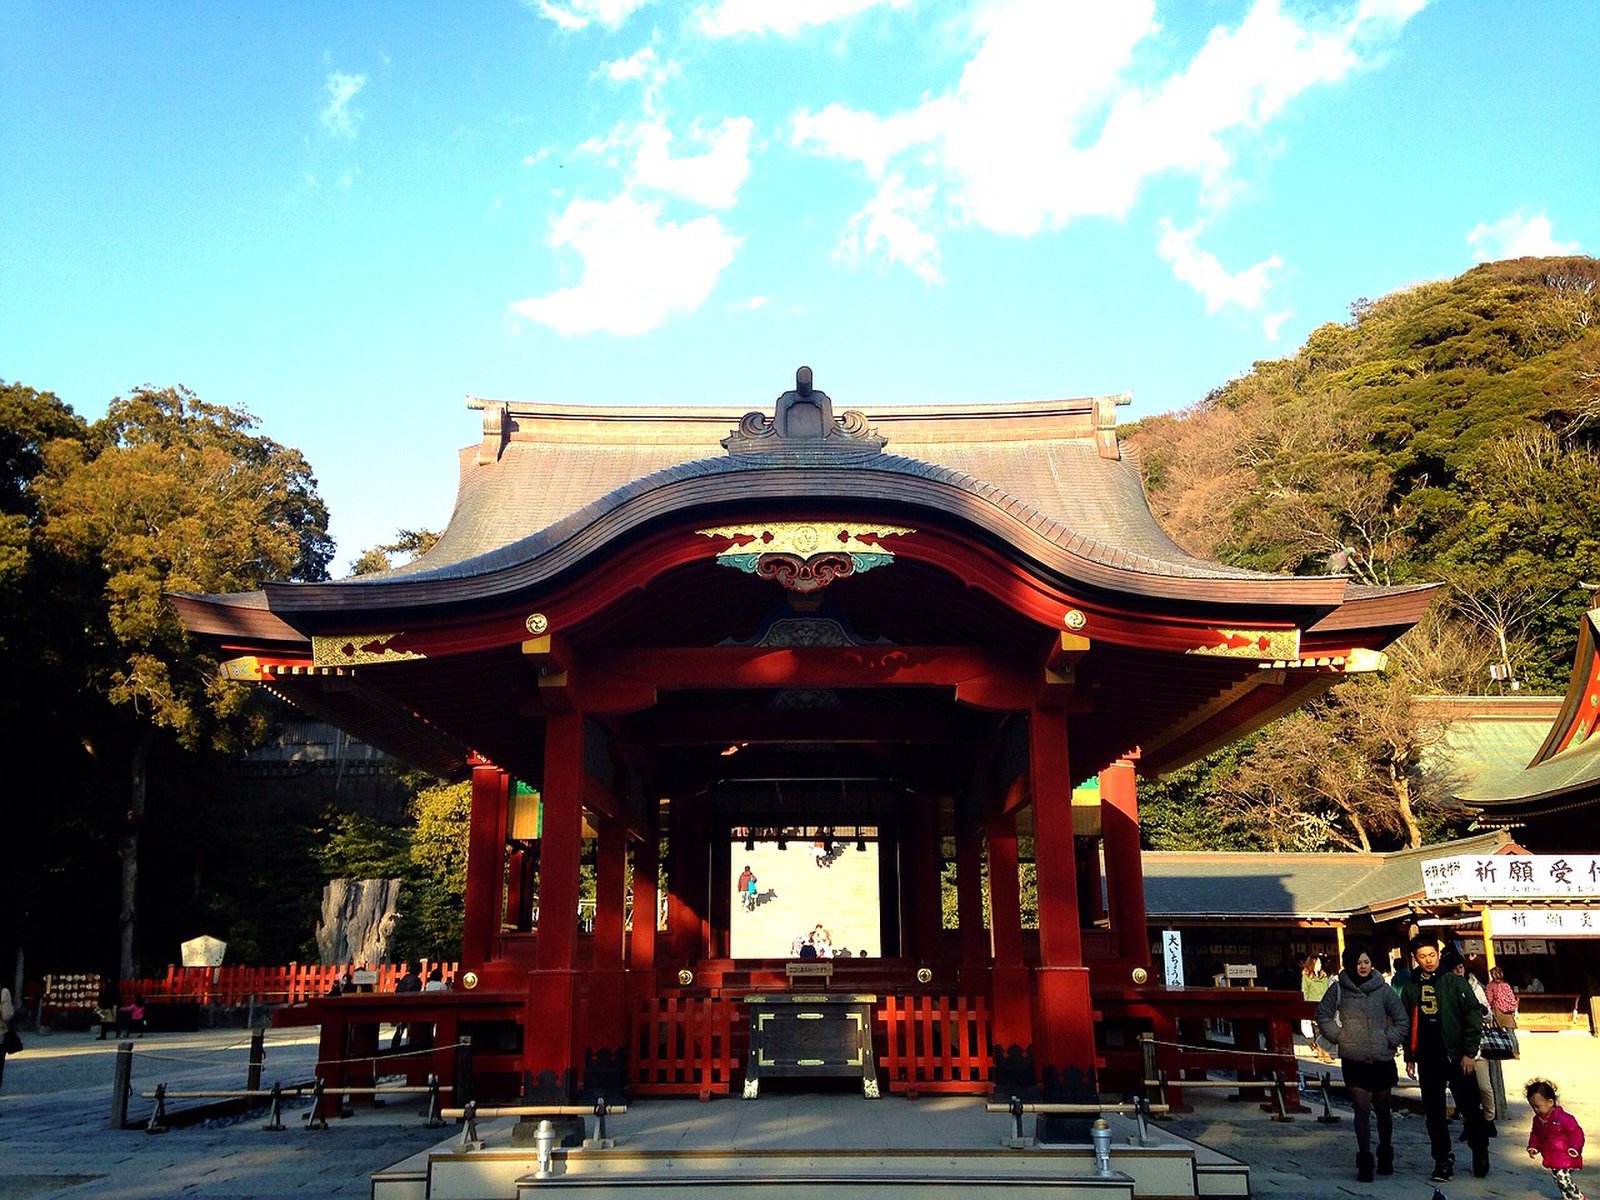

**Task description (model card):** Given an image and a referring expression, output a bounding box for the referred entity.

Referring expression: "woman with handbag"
[1316,944,1410,1182]
[1486,965,1520,1029]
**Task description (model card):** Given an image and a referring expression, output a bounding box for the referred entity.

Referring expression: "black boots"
[1356,1151,1375,1183]
[1430,1154,1455,1183]
[1376,1143,1394,1176]
[1472,1140,1491,1177]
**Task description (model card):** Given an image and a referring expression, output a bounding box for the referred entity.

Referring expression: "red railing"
[876,993,990,1095]
[118,961,460,1006]
[629,995,739,1098]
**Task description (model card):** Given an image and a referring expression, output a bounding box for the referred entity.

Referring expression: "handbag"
[2,1027,21,1054]
[1480,1022,1518,1060]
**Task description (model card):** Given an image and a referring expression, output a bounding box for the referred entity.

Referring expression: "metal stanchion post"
[425,1074,444,1128]
[1269,1072,1293,1123]
[1316,1071,1340,1123]
[145,1083,168,1135]
[304,1079,329,1130]
[263,1082,285,1131]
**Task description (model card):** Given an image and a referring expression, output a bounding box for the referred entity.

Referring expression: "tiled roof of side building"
[1142,831,1517,920]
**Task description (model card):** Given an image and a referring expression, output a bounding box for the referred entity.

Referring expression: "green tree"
[33,385,332,975]
[348,528,441,577]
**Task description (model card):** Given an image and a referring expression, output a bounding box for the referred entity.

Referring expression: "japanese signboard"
[1162,929,1185,989]
[1420,854,1600,901]
[1483,908,1600,938]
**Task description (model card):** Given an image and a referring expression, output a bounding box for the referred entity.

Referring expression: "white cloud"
[729,295,771,311]
[631,117,754,208]
[510,194,741,335]
[597,46,679,115]
[320,71,366,140]
[534,0,651,31]
[1466,208,1581,262]
[1262,309,1293,341]
[835,172,943,285]
[694,0,908,38]
[793,0,1429,274]
[1156,219,1281,313]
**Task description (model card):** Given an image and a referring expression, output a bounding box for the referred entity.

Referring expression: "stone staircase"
[371,1106,1250,1199]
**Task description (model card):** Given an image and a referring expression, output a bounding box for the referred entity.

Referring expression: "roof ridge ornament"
[722,366,886,461]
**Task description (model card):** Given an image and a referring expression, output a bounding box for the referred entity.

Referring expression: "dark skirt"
[1341,1056,1399,1092]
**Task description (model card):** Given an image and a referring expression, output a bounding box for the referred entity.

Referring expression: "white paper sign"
[1420,854,1600,901]
[1162,929,1185,989]
[1484,907,1600,938]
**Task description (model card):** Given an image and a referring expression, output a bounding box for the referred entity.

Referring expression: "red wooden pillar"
[956,817,988,993]
[666,795,708,965]
[877,818,902,958]
[524,712,584,1100]
[1029,704,1096,1101]
[461,761,508,972]
[1101,758,1151,970]
[709,822,731,959]
[629,830,659,987]
[585,813,629,1095]
[986,813,1034,1093]
[902,795,943,967]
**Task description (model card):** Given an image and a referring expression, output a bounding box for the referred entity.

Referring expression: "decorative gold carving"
[915,967,933,984]
[1131,967,1149,985]
[525,612,549,635]
[1064,609,1087,630]
[1186,628,1300,660]
[677,968,694,986]
[699,523,912,593]
[220,656,267,681]
[700,522,911,559]
[460,971,479,990]
[312,633,425,668]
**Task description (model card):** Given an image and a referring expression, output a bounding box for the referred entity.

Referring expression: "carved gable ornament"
[722,366,886,461]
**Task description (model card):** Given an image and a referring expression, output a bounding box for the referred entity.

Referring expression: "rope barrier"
[1142,1036,1297,1061]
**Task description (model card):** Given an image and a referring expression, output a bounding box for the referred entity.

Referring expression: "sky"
[3,0,1596,575]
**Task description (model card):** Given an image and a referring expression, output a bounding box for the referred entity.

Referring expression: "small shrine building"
[173,368,1434,1102]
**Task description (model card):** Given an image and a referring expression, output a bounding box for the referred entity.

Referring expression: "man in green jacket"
[1399,935,1489,1182]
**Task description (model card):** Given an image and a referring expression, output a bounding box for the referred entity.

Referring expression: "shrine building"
[172,368,1434,1103]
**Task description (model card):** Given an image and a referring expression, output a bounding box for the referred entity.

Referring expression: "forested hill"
[1127,255,1600,693]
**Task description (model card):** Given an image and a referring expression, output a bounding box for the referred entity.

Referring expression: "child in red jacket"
[1527,1078,1587,1200]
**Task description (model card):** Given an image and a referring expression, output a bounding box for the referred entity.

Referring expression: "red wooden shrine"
[174,368,1433,1103]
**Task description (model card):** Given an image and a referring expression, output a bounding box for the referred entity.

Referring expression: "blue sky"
[3,0,1595,574]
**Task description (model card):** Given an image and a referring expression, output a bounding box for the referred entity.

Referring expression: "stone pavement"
[1,1025,1594,1198]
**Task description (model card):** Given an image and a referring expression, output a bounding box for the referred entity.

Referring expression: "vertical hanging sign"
[1163,929,1185,989]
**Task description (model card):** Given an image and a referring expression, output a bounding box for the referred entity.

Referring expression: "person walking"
[1446,950,1499,1137]
[1301,954,1335,1064]
[1400,934,1490,1182]
[0,984,17,1094]
[1525,1077,1587,1200]
[1315,944,1409,1182]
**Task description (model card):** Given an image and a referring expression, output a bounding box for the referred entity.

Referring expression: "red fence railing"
[118,961,461,1006]
[876,993,990,1095]
[629,996,739,1098]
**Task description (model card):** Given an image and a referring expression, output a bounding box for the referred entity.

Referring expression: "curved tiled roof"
[286,391,1357,615]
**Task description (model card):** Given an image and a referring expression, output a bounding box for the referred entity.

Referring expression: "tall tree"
[348,527,441,577]
[34,385,332,975]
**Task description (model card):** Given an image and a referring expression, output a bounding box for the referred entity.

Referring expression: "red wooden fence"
[876,993,990,1095]
[629,995,738,1098]
[117,961,460,1006]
